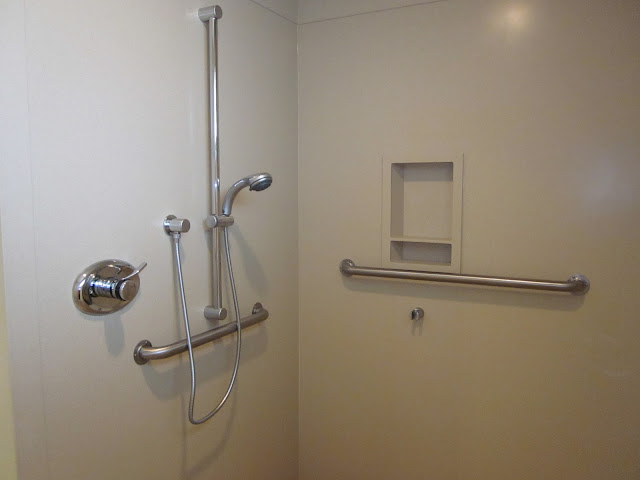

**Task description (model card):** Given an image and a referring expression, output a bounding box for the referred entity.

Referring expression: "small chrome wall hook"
[411,307,424,321]
[73,259,146,315]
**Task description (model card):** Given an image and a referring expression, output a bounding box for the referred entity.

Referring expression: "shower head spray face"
[249,173,273,192]
[221,172,272,216]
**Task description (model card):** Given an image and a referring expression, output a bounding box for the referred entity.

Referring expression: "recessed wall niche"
[381,156,463,273]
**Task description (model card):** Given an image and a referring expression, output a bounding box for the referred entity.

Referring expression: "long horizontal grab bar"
[340,259,590,295]
[133,303,268,365]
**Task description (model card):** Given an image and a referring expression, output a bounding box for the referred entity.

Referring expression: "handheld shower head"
[221,172,272,216]
[248,173,273,192]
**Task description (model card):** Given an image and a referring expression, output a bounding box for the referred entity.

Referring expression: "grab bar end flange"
[570,274,590,295]
[134,340,152,365]
[340,259,355,276]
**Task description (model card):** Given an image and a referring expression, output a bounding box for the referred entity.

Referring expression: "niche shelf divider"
[381,155,463,274]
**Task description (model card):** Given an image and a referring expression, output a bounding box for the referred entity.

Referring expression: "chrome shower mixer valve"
[72,260,147,315]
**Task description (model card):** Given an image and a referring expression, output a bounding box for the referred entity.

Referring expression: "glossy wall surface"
[298,0,640,478]
[0,0,298,479]
[0,225,18,480]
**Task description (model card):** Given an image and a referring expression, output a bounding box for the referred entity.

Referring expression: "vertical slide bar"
[199,6,227,320]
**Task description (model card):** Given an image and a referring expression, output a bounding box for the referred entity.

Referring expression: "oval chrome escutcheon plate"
[72,259,145,315]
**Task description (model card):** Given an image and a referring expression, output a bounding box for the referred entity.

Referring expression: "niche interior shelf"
[382,156,463,273]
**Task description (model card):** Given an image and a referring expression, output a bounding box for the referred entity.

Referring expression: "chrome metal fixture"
[163,215,191,234]
[73,259,147,315]
[411,307,425,321]
[199,5,272,322]
[205,214,234,229]
[133,5,272,426]
[134,303,268,365]
[221,173,273,216]
[161,214,248,423]
[157,208,266,424]
[200,4,226,321]
[340,259,590,295]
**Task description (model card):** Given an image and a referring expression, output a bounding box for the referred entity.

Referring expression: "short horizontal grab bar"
[133,303,268,365]
[340,259,590,295]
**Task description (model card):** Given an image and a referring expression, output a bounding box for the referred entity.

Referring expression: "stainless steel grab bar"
[133,304,268,365]
[340,259,590,295]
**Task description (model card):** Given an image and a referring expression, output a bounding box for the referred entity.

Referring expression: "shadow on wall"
[79,306,129,357]
[180,381,239,480]
[127,222,270,400]
[137,324,268,400]
[229,225,269,297]
[195,189,270,299]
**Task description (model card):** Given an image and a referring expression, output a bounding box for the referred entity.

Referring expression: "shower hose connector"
[164,215,191,234]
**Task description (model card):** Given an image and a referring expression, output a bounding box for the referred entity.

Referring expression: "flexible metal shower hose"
[172,227,242,424]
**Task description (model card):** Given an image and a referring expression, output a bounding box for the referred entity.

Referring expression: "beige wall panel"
[0,0,46,476]
[1,0,298,479]
[0,225,18,480]
[298,1,640,478]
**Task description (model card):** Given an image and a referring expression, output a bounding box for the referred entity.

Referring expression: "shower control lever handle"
[120,262,147,282]
[116,262,147,301]
[90,262,147,301]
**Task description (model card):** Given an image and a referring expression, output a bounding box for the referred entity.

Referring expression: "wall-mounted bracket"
[198,5,222,22]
